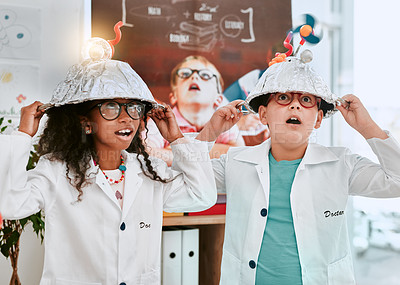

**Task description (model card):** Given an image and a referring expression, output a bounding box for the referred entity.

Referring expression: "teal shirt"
[255,152,302,285]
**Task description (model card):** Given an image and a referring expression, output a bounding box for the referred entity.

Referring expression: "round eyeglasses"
[176,68,215,80]
[269,93,321,109]
[176,68,221,93]
[89,101,146,121]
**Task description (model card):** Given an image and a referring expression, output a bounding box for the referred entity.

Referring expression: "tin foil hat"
[243,17,343,118]
[40,22,159,111]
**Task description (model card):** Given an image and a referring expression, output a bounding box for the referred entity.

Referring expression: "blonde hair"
[170,55,224,92]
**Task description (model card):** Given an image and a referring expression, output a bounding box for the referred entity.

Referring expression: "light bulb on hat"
[81,37,113,61]
[89,45,105,61]
[300,49,313,63]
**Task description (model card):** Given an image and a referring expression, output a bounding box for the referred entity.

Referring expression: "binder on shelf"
[181,228,199,285]
[162,229,182,285]
[187,203,226,216]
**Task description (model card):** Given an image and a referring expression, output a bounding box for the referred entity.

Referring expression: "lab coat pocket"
[327,253,356,285]
[55,279,101,285]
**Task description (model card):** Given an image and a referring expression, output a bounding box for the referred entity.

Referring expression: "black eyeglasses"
[176,68,221,93]
[269,93,321,109]
[89,101,146,121]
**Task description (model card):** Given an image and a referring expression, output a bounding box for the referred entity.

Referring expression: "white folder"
[181,228,199,285]
[162,229,182,285]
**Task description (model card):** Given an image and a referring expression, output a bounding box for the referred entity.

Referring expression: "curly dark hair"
[38,102,169,201]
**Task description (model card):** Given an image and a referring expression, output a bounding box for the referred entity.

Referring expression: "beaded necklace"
[93,155,127,184]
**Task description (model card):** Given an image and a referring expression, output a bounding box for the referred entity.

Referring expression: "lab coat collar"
[233,140,270,166]
[93,151,143,217]
[233,139,339,168]
[232,139,340,203]
[301,143,339,168]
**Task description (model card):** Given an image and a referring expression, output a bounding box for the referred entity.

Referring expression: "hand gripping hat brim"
[48,59,157,111]
[246,55,338,118]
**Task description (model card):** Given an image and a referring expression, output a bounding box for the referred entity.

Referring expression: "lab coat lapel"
[231,141,339,204]
[233,140,271,200]
[121,152,143,219]
[299,143,340,170]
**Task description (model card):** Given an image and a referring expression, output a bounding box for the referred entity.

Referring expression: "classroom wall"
[0,0,90,283]
[0,0,90,120]
[292,0,354,147]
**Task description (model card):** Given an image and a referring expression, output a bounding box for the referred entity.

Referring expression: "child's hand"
[336,94,387,139]
[18,101,46,137]
[148,104,184,143]
[196,100,244,142]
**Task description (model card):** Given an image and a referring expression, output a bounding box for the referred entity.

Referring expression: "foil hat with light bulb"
[244,15,341,118]
[40,22,159,112]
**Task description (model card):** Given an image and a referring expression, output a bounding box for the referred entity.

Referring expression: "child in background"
[196,45,400,284]
[0,35,216,284]
[146,55,244,166]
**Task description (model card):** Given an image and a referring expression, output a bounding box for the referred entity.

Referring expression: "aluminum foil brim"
[48,59,157,109]
[246,57,339,118]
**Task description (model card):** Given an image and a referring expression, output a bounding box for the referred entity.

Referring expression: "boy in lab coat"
[196,47,400,285]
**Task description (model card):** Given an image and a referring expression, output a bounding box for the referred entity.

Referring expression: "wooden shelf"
[162,214,225,226]
[163,214,226,285]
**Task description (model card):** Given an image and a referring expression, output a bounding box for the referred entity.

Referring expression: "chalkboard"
[92,0,292,102]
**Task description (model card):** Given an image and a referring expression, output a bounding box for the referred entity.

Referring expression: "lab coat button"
[249,260,256,269]
[120,222,126,231]
[260,208,268,217]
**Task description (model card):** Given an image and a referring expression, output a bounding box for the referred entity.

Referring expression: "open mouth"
[115,129,133,136]
[286,117,301,125]
[189,83,200,91]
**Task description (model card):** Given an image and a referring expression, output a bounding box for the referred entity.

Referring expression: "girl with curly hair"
[0,39,216,284]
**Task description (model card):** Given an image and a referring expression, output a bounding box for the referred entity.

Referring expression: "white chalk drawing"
[240,8,255,43]
[179,21,218,36]
[171,0,191,4]
[199,4,219,13]
[176,21,218,51]
[220,14,243,38]
[183,10,191,19]
[121,0,256,52]
[129,4,178,21]
[121,0,134,27]
[0,5,40,59]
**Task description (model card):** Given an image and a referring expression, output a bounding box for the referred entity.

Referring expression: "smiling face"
[84,99,142,155]
[258,92,323,147]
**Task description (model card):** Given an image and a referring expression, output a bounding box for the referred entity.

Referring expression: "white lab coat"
[0,133,216,285]
[213,132,400,285]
